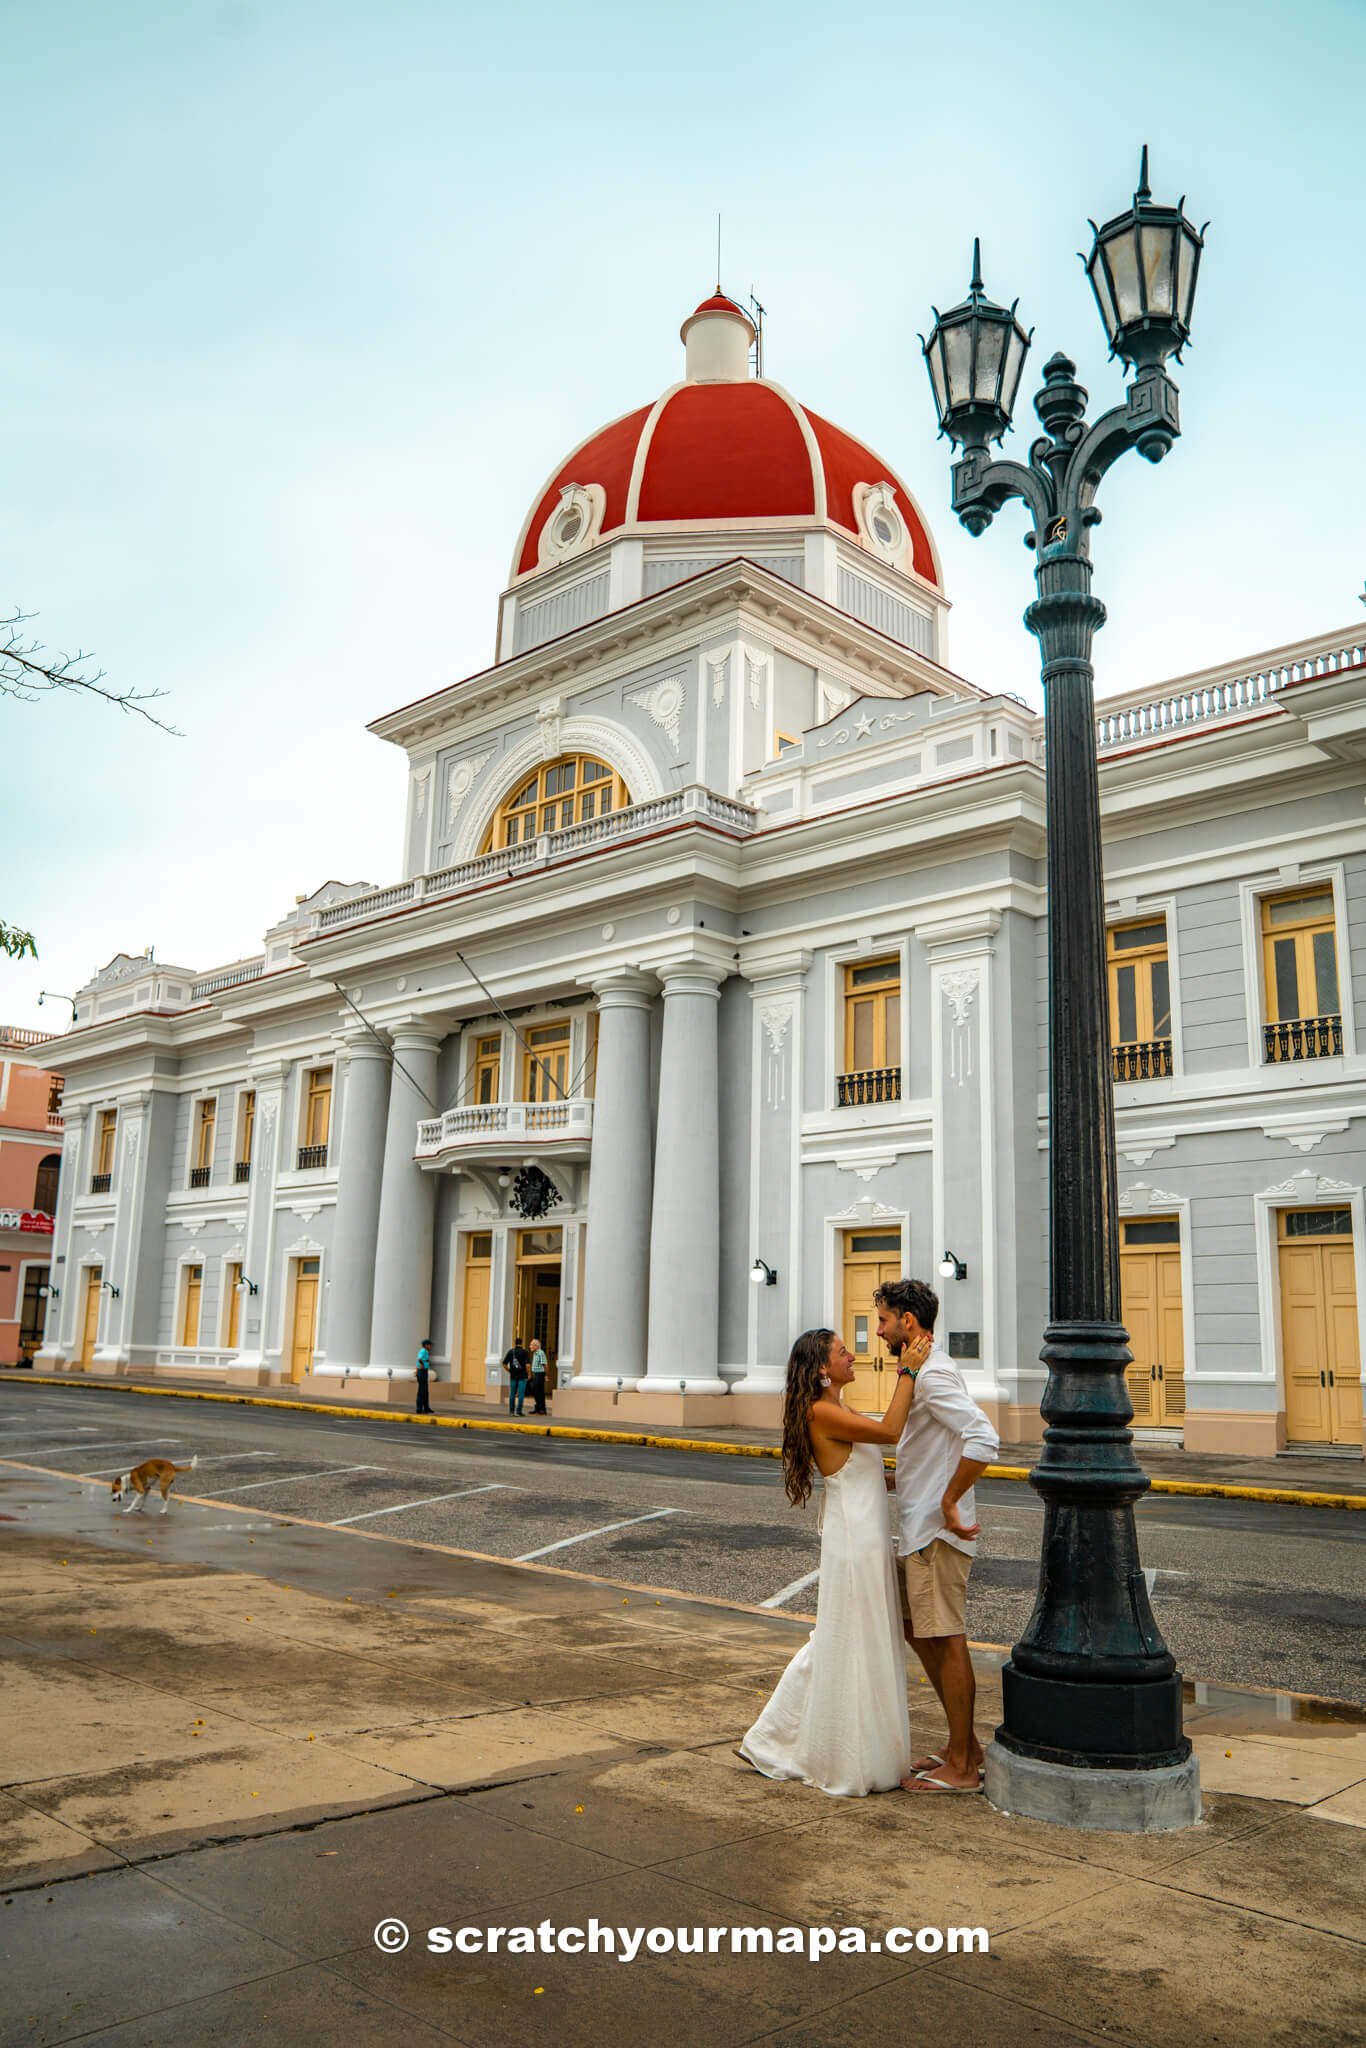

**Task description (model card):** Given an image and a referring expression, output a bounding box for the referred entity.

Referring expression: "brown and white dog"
[110,1456,198,1514]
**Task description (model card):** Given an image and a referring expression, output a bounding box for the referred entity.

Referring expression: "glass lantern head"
[1085,147,1205,371]
[922,240,1032,452]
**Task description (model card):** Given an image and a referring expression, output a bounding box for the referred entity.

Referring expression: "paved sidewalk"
[6,1368,1365,1500]
[1,1465,1363,2046]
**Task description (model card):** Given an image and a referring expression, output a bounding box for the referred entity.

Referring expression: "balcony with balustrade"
[415,1097,594,1170]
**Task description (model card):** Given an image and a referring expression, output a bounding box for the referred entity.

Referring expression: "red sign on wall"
[0,1211,54,1234]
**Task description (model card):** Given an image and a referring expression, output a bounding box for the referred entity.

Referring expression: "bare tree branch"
[1,608,181,735]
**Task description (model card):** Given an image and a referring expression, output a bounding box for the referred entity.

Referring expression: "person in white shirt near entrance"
[875,1277,1000,1793]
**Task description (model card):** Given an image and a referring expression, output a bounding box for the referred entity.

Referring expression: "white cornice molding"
[367,560,981,751]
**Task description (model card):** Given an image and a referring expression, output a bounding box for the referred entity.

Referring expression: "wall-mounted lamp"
[236,1275,260,1296]
[100,1279,121,1299]
[38,1283,60,1300]
[750,1258,778,1287]
[938,1251,967,1282]
[497,1169,513,1189]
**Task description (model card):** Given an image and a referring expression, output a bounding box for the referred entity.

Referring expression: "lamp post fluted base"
[984,1741,1201,1834]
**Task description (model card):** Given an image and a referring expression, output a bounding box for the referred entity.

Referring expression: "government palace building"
[36,292,1366,1458]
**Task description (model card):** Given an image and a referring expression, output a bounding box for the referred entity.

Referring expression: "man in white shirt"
[876,1276,1000,1793]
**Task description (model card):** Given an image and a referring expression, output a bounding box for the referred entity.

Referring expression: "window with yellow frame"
[839,958,902,1105]
[1106,919,1172,1079]
[481,755,630,850]
[1261,887,1342,1061]
[523,1022,571,1103]
[472,1034,502,1105]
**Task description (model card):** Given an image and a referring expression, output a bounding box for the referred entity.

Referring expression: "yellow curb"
[5,1372,1364,1509]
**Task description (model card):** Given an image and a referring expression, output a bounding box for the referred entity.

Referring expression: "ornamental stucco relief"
[938,965,979,1086]
[627,674,686,753]
[445,750,494,836]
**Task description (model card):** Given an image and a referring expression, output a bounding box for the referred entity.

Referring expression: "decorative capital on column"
[739,947,812,998]
[583,968,657,1012]
[388,1017,446,1056]
[656,957,727,1001]
[247,1058,291,1089]
[919,910,1002,962]
[338,1027,392,1065]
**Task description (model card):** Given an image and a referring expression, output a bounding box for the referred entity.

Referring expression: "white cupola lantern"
[680,292,756,382]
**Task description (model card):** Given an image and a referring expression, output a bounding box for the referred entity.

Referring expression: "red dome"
[514,380,938,586]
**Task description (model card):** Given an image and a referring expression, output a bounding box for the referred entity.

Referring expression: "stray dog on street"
[110,1456,199,1514]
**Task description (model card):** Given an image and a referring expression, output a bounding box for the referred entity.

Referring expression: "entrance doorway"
[1279,1207,1361,1445]
[19,1267,49,1360]
[840,1228,903,1414]
[1120,1217,1186,1427]
[459,1233,493,1395]
[289,1257,320,1381]
[514,1227,562,1394]
[79,1266,102,1368]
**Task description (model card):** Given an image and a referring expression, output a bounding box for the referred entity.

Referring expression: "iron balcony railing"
[90,1173,112,1195]
[1111,1039,1174,1082]
[234,1160,252,1184]
[296,1144,329,1170]
[189,1166,211,1190]
[836,1066,902,1108]
[1264,1015,1343,1063]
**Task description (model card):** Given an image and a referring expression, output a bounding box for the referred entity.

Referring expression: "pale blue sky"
[5,0,1363,1029]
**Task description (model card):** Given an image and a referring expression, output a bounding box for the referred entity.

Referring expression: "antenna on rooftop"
[749,290,766,378]
[716,213,722,292]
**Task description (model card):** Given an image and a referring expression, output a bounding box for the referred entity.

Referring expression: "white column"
[234,1061,287,1371]
[368,1022,442,1372]
[323,1032,393,1372]
[641,959,727,1393]
[575,971,655,1388]
[733,951,810,1395]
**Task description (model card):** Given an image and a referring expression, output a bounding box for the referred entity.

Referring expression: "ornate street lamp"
[922,152,1206,1832]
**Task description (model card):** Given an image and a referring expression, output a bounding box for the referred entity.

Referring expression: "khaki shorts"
[898,1540,972,1639]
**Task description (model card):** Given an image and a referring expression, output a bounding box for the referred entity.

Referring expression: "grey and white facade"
[39,295,1366,1457]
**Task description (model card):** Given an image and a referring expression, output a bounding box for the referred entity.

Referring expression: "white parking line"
[515,1508,679,1562]
[328,1482,514,1526]
[183,1452,279,1466]
[760,1567,821,1610]
[5,1438,183,1464]
[205,1464,383,1496]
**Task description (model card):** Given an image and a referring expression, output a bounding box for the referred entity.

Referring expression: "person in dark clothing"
[415,1338,433,1415]
[503,1337,531,1416]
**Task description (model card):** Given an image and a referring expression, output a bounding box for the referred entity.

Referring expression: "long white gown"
[740,1440,912,1796]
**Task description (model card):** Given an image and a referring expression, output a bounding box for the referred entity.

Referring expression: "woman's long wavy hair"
[781,1328,837,1510]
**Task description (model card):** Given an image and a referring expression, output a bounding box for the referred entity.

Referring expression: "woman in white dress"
[740,1325,930,1797]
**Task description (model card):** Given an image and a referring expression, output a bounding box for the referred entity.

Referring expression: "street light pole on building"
[922,151,1206,1831]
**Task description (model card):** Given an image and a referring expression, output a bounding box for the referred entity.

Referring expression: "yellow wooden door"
[1280,1210,1360,1444]
[460,1235,492,1394]
[1120,1221,1185,1426]
[225,1263,242,1350]
[180,1265,203,1347]
[79,1267,102,1368]
[290,1259,320,1380]
[841,1232,902,1414]
[1326,1241,1362,1445]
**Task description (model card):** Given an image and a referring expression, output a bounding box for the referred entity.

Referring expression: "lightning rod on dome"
[749,289,766,378]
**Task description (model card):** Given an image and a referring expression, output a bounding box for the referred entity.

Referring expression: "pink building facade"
[0,1028,64,1364]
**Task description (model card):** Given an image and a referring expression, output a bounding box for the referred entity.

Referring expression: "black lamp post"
[922,151,1206,1830]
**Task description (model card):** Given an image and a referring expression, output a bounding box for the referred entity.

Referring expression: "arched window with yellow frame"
[481,754,631,851]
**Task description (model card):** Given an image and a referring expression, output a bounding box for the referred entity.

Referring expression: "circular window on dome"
[857,483,906,562]
[536,481,604,569]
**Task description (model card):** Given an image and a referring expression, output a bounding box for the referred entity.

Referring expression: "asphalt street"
[2,1384,1362,1704]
